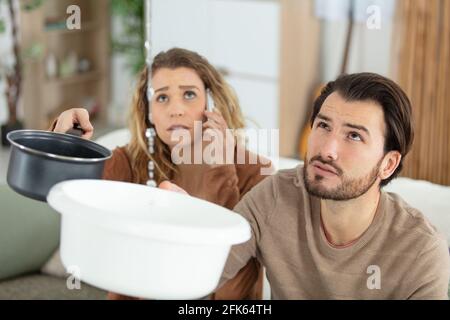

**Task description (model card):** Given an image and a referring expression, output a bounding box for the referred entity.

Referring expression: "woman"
[50,48,273,299]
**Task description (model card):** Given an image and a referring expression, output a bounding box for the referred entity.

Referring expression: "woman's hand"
[159,181,189,194]
[52,108,94,140]
[202,109,235,165]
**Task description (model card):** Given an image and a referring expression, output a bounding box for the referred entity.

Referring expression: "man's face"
[304,92,387,201]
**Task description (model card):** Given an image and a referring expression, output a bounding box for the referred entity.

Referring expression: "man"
[162,72,450,299]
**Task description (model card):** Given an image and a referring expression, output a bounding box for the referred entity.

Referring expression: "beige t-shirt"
[221,165,450,299]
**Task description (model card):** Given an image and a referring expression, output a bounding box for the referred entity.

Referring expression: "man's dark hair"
[310,72,414,187]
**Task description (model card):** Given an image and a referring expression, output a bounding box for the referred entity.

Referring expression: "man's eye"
[349,132,362,141]
[156,95,168,103]
[184,91,197,100]
[317,121,329,130]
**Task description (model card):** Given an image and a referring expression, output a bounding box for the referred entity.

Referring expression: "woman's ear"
[380,151,402,180]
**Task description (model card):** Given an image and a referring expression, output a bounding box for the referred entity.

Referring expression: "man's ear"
[380,151,402,180]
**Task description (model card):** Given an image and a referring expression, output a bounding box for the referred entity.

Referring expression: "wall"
[320,18,394,82]
[151,0,280,132]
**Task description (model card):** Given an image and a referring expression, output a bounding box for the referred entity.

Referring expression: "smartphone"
[206,88,215,112]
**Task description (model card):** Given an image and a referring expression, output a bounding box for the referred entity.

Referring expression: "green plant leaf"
[110,0,145,75]
[22,42,44,61]
[21,0,45,11]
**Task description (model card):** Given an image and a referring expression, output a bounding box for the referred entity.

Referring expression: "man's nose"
[319,135,339,162]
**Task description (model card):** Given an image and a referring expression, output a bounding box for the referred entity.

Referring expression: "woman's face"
[151,67,207,149]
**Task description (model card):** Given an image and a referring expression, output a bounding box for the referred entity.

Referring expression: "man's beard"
[303,156,382,201]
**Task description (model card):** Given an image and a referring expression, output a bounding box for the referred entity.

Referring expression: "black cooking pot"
[6,129,112,202]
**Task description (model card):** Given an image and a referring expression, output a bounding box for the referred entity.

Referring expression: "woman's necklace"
[146,127,157,187]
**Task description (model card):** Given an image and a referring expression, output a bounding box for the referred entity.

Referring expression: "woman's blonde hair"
[127,48,246,184]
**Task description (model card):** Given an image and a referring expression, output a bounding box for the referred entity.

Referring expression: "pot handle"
[66,124,84,137]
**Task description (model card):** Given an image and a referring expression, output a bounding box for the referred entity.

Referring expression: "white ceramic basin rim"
[47,179,251,245]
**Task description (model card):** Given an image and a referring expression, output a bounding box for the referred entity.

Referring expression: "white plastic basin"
[47,179,251,299]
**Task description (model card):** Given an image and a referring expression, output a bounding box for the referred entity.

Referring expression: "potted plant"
[111,0,145,75]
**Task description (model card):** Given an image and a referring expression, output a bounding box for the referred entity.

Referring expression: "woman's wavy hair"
[127,48,245,184]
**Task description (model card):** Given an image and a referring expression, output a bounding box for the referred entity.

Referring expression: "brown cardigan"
[103,146,273,300]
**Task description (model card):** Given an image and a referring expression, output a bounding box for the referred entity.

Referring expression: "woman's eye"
[156,95,168,103]
[348,132,362,141]
[184,91,197,100]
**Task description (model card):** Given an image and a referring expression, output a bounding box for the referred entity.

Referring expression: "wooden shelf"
[45,71,102,86]
[44,21,100,36]
[20,0,110,130]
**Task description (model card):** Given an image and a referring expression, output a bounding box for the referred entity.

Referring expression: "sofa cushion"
[0,274,107,299]
[0,185,60,281]
[384,177,450,244]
